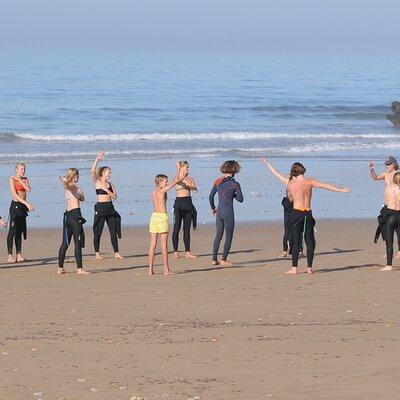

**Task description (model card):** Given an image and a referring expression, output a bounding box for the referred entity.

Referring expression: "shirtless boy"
[260,158,349,274]
[379,171,400,271]
[369,156,400,259]
[148,161,186,276]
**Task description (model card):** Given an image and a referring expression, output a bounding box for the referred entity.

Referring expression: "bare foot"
[77,268,90,275]
[380,265,393,271]
[148,269,155,276]
[381,253,387,259]
[95,253,103,260]
[114,252,124,259]
[279,251,288,258]
[7,255,16,263]
[395,252,400,260]
[185,252,197,259]
[173,252,179,259]
[16,254,25,262]
[164,270,175,275]
[299,252,305,258]
[57,267,66,274]
[212,260,220,265]
[285,267,299,274]
[307,267,316,274]
[220,259,232,267]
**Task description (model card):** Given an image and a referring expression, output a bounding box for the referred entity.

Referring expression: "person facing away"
[148,161,187,276]
[209,160,244,267]
[260,157,349,274]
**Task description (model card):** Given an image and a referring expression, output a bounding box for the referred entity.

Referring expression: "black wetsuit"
[282,196,303,254]
[58,208,86,269]
[209,177,244,262]
[381,208,400,266]
[7,201,28,255]
[289,209,316,268]
[93,185,121,253]
[172,196,197,252]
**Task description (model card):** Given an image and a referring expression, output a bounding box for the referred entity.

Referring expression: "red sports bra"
[14,179,26,192]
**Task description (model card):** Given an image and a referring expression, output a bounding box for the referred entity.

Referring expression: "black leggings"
[7,217,26,255]
[212,211,235,261]
[383,211,400,266]
[58,210,84,269]
[172,197,194,252]
[93,216,119,252]
[290,210,316,268]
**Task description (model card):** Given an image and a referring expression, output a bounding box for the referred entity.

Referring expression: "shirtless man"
[260,158,349,274]
[148,161,186,276]
[379,171,400,271]
[369,156,400,259]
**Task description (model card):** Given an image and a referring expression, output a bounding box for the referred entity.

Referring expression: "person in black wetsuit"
[260,157,349,274]
[58,168,90,275]
[7,162,35,263]
[172,161,198,259]
[91,152,123,260]
[209,160,244,266]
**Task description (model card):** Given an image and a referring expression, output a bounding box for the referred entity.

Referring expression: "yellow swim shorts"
[149,212,169,234]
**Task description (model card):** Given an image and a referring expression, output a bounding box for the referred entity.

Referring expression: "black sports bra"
[96,184,114,195]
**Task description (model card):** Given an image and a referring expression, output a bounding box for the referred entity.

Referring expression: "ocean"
[0,50,398,226]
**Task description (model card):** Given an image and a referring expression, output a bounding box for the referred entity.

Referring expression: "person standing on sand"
[58,168,90,275]
[260,157,349,274]
[369,156,400,259]
[260,158,303,258]
[377,171,400,271]
[7,162,35,263]
[91,152,123,260]
[209,160,244,267]
[148,161,186,276]
[172,161,198,259]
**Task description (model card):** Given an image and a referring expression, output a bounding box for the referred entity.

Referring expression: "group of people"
[2,153,398,275]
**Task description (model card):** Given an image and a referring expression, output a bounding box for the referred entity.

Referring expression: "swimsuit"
[149,212,169,234]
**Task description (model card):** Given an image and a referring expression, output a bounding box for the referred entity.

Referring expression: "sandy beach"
[1,219,399,400]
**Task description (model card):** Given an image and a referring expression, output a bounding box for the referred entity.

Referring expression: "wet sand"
[1,219,399,400]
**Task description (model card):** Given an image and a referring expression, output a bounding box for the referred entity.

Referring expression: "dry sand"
[0,219,399,400]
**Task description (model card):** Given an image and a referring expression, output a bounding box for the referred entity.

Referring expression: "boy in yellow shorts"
[149,161,186,275]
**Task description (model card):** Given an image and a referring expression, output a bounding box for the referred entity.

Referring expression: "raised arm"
[368,161,385,181]
[91,152,105,183]
[161,161,186,193]
[260,157,289,185]
[9,177,34,210]
[310,178,350,193]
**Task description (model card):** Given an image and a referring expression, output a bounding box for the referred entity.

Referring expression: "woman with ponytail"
[91,152,122,260]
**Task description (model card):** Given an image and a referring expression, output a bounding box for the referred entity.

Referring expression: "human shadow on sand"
[317,263,379,273]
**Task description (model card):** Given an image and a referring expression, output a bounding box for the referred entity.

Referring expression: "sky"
[0,0,398,53]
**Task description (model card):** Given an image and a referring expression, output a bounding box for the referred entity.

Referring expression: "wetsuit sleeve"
[209,185,217,210]
[233,182,244,203]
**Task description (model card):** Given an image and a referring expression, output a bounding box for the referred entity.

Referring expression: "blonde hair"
[155,174,168,187]
[15,162,26,171]
[65,168,79,182]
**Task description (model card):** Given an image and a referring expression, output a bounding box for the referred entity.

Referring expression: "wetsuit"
[58,208,86,269]
[7,201,28,255]
[289,209,316,268]
[172,196,197,252]
[209,177,244,262]
[93,185,121,253]
[381,208,400,266]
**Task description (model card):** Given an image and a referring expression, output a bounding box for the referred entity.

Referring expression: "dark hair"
[393,162,399,171]
[97,166,111,179]
[289,162,306,180]
[220,160,241,176]
[155,174,168,186]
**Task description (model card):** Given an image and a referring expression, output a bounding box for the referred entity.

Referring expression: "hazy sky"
[0,0,397,53]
